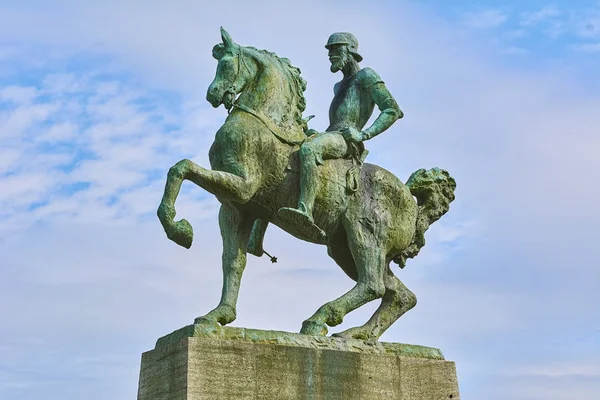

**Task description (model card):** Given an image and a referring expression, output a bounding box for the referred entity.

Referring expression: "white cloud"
[571,41,600,52]
[520,6,562,27]
[0,102,59,139]
[0,85,39,104]
[38,121,78,142]
[517,4,600,41]
[0,148,20,174]
[504,29,529,39]
[514,362,600,378]
[0,1,599,399]
[0,172,53,204]
[42,73,90,94]
[0,70,223,235]
[502,46,530,54]
[464,9,509,29]
[499,376,600,400]
[575,10,600,39]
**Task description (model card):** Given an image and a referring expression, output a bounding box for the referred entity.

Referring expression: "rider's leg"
[296,132,348,220]
[296,140,319,219]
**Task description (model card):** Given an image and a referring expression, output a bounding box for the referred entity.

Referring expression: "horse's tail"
[393,168,456,268]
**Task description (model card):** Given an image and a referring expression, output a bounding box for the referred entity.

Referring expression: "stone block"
[138,325,459,400]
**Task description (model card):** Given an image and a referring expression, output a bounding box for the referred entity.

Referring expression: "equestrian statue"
[157,28,456,341]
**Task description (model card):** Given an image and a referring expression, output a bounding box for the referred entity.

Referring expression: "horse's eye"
[218,57,237,76]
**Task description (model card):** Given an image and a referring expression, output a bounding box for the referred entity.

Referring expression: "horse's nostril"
[206,87,221,108]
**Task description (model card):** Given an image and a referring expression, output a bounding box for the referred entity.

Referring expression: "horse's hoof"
[167,219,194,249]
[300,320,328,336]
[194,316,220,326]
[191,317,222,337]
[197,304,237,326]
[332,327,376,342]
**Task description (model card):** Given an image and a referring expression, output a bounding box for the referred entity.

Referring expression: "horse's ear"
[220,27,234,48]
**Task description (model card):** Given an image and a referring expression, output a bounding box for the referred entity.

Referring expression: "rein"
[231,103,305,146]
[224,47,305,147]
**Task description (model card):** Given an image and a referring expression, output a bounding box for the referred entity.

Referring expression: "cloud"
[0,1,599,399]
[464,9,509,29]
[517,3,600,41]
[469,374,600,400]
[0,71,224,234]
[0,85,39,104]
[575,8,600,39]
[514,362,600,379]
[519,5,562,27]
[0,100,60,139]
[571,41,600,52]
[502,46,530,55]
[503,29,529,39]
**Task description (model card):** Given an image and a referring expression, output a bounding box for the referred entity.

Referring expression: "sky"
[0,0,599,399]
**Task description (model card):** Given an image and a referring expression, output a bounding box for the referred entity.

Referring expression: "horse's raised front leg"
[157,158,259,248]
[195,204,254,325]
[300,227,386,336]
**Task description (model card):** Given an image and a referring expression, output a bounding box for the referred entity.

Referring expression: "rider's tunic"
[305,67,388,165]
[327,67,384,132]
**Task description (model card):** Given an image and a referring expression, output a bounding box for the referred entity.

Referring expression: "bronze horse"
[157,28,456,340]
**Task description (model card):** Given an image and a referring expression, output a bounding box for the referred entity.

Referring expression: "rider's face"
[328,45,349,73]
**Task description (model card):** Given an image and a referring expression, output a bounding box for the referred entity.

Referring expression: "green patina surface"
[156,28,457,342]
[155,323,445,361]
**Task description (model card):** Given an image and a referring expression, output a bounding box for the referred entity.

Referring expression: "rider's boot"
[278,153,326,240]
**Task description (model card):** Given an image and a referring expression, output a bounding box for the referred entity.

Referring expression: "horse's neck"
[239,65,293,128]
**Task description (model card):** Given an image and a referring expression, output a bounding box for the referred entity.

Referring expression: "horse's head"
[207,28,251,110]
[207,27,308,136]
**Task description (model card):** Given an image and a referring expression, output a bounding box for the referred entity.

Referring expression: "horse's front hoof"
[197,304,237,326]
[194,316,220,326]
[300,320,328,336]
[167,219,194,249]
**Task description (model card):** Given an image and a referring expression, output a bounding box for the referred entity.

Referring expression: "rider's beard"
[329,53,349,73]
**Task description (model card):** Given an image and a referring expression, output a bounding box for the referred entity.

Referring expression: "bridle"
[224,47,246,114]
[221,47,305,147]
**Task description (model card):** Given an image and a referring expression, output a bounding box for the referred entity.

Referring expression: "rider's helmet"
[325,32,363,62]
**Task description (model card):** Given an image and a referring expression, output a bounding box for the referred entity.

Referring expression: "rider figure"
[278,32,404,237]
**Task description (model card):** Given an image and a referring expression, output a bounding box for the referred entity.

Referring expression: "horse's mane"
[243,46,308,131]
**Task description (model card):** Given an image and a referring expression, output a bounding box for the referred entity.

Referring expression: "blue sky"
[0,0,599,399]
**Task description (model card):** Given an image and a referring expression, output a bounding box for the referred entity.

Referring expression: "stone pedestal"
[138,324,460,400]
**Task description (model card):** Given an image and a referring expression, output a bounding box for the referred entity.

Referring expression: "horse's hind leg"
[300,229,386,336]
[333,267,417,341]
[194,204,254,326]
[326,243,358,281]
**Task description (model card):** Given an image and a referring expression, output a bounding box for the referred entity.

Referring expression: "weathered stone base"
[138,324,460,399]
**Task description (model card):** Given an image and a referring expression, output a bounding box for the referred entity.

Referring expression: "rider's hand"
[341,127,365,143]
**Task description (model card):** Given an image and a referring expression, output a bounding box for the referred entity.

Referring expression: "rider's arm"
[362,82,403,141]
